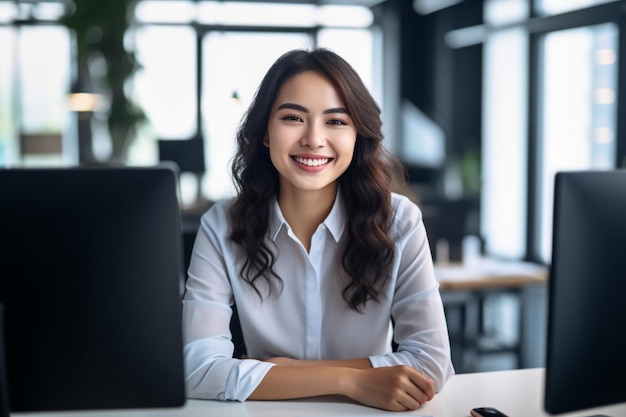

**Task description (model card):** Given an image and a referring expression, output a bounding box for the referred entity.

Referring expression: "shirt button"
[218,392,226,401]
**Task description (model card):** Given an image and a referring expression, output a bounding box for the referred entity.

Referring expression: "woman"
[182,48,454,411]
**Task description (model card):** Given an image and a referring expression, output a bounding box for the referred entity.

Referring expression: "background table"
[435,258,548,372]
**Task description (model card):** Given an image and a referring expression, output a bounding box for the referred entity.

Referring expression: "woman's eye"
[283,115,302,122]
[328,119,346,126]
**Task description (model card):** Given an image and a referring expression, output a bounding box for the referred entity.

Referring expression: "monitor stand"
[0,304,9,417]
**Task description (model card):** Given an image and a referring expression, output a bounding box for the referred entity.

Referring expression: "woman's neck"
[278,185,337,252]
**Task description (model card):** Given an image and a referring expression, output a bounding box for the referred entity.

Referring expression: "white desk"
[12,368,626,417]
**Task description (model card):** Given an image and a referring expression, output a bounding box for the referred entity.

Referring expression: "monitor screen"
[544,170,626,415]
[0,166,186,412]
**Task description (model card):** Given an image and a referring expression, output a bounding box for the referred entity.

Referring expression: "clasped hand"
[346,364,435,411]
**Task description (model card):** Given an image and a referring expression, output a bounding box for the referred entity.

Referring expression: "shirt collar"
[268,189,346,242]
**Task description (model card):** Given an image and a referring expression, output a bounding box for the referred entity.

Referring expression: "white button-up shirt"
[182,192,454,402]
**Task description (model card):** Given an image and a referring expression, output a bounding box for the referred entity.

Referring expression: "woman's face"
[264,70,357,197]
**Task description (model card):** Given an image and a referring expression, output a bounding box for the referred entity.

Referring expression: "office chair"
[158,137,206,204]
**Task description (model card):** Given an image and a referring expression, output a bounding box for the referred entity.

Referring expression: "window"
[201,32,312,200]
[0,27,16,166]
[536,0,619,15]
[0,25,71,167]
[480,0,624,263]
[132,1,376,202]
[481,27,529,259]
[132,25,197,167]
[536,23,618,262]
[480,0,529,259]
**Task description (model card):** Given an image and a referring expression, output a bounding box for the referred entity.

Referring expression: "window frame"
[480,0,626,264]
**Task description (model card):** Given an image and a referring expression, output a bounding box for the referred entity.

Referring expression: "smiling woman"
[181,48,455,412]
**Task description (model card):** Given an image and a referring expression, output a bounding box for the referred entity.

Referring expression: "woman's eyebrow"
[324,107,349,115]
[277,102,308,112]
[276,102,349,115]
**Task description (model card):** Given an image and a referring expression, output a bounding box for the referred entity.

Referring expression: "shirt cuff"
[224,359,276,402]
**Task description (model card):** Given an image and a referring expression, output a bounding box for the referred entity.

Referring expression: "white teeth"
[294,157,329,167]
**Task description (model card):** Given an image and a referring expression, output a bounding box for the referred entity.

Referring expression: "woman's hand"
[342,365,435,411]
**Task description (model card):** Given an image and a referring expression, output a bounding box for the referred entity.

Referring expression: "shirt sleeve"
[182,203,275,402]
[368,195,455,392]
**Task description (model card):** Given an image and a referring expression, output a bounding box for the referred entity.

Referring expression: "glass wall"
[536,0,619,15]
[480,0,529,259]
[0,0,72,167]
[480,0,622,263]
[536,23,618,262]
[18,26,72,166]
[133,25,197,164]
[201,32,312,200]
[132,1,376,202]
[0,24,71,167]
[0,27,16,166]
[0,1,375,198]
[481,27,529,259]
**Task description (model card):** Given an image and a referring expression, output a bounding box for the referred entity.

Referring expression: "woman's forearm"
[247,365,353,400]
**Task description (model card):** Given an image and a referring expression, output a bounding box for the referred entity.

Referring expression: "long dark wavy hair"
[229,48,407,312]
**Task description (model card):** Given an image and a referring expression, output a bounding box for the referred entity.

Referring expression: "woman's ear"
[262,136,269,147]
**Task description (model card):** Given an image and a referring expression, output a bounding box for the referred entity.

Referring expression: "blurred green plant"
[62,0,145,162]
[461,146,481,198]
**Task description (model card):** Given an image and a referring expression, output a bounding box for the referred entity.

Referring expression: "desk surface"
[435,258,548,291]
[12,368,626,417]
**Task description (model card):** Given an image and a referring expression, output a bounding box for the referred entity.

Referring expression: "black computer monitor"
[544,170,626,415]
[0,166,186,412]
[0,304,9,417]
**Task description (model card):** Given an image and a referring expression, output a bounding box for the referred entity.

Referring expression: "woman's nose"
[301,123,324,148]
